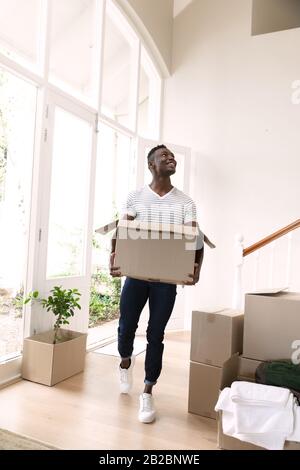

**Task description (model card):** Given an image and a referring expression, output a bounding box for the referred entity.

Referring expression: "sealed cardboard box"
[188,355,239,420]
[243,291,300,361]
[190,309,244,367]
[188,361,221,419]
[96,219,197,285]
[22,329,87,386]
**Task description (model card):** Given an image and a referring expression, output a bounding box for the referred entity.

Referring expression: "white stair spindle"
[253,250,260,291]
[286,232,293,288]
[268,241,276,288]
[232,233,244,310]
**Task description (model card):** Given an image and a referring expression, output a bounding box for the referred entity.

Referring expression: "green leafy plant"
[24,286,81,344]
[12,285,24,318]
[89,271,121,327]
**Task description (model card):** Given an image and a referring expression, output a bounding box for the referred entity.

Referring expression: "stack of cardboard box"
[189,291,300,449]
[188,308,244,419]
[217,360,300,451]
[218,290,300,450]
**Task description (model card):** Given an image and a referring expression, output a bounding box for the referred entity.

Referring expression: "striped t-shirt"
[121,185,204,248]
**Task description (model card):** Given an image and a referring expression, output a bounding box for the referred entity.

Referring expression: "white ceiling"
[173,0,193,18]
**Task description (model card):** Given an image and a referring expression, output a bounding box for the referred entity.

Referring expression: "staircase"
[232,218,300,310]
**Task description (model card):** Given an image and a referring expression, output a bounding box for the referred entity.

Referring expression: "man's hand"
[109,252,121,277]
[184,263,200,286]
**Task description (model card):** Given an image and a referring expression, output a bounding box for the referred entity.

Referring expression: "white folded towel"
[234,394,294,435]
[215,383,298,450]
[288,400,300,442]
[230,381,290,408]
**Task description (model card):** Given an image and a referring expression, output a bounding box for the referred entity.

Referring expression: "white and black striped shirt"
[121,185,204,248]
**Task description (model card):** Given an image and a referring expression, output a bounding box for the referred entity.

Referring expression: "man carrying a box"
[110,144,204,423]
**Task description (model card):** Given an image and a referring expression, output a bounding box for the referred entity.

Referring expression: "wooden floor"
[0,331,217,450]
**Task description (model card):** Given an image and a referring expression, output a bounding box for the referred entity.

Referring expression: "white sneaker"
[119,356,135,394]
[138,393,156,423]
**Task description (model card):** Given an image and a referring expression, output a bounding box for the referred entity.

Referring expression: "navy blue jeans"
[118,277,177,385]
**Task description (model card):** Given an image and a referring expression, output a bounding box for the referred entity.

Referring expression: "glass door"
[89,123,135,346]
[0,67,37,383]
[136,137,192,332]
[35,91,97,334]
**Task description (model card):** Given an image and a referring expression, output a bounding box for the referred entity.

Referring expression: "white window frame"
[99,0,140,131]
[0,0,164,385]
[138,46,162,140]
[34,90,98,335]
[47,0,103,108]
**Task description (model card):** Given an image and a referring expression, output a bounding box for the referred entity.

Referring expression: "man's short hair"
[147,144,167,162]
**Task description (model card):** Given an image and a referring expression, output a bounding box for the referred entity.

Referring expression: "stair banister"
[232,219,300,310]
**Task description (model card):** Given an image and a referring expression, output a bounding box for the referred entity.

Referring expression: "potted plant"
[22,286,87,386]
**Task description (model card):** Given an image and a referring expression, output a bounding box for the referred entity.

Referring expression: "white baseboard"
[0,356,22,388]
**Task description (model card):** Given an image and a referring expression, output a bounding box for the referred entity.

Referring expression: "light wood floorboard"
[0,331,217,450]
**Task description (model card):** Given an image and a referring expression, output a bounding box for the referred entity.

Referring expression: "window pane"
[93,124,133,271]
[138,67,150,137]
[138,48,161,139]
[47,107,92,278]
[101,1,139,129]
[0,0,42,68]
[0,68,37,360]
[49,0,99,103]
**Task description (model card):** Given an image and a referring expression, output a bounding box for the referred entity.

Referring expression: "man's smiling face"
[149,147,177,177]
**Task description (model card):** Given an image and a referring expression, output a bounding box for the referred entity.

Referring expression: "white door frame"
[0,80,43,387]
[31,90,98,335]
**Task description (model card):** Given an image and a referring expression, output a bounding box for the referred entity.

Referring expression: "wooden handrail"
[243,219,300,257]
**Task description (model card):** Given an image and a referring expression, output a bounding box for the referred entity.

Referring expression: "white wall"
[173,0,193,18]
[117,0,174,76]
[163,0,300,313]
